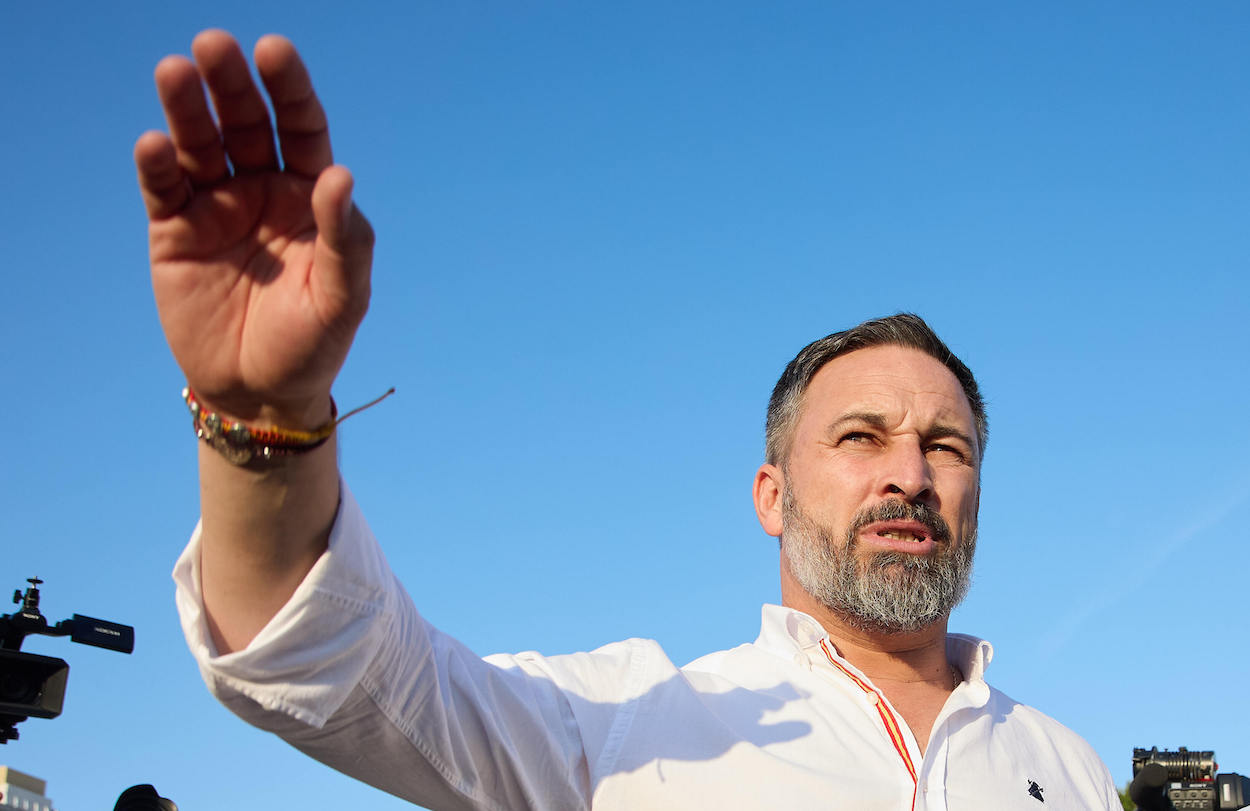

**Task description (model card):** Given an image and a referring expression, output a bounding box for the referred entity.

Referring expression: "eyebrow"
[826,412,978,454]
[826,412,890,436]
[928,423,978,454]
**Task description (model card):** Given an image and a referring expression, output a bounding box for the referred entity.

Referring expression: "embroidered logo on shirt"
[1027,779,1045,802]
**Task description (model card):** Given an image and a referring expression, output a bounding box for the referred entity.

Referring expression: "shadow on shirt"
[236,619,818,810]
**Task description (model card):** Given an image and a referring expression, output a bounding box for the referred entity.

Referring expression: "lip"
[858,520,939,555]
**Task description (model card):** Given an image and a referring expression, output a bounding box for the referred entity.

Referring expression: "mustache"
[848,499,952,545]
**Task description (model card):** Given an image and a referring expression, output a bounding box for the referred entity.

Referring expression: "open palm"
[137,31,373,427]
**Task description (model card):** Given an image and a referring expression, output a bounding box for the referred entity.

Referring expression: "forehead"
[797,345,975,434]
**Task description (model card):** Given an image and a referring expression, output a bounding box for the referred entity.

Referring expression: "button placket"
[816,638,920,808]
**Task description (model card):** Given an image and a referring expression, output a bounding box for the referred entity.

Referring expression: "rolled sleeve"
[173,483,395,727]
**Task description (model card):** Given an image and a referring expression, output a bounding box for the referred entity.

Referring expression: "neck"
[822,618,953,688]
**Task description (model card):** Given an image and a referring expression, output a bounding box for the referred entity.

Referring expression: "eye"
[925,443,966,461]
[839,431,875,445]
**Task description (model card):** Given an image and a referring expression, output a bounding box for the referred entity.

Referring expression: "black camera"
[1130,747,1250,811]
[0,577,134,743]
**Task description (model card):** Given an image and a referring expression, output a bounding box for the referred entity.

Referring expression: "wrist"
[187,389,335,433]
[181,385,393,466]
[184,387,337,466]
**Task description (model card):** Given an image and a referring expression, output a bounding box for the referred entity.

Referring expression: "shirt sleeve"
[173,482,626,811]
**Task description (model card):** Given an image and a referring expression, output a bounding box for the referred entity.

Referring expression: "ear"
[753,463,785,537]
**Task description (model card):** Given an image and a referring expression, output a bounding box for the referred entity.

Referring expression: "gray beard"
[781,487,976,633]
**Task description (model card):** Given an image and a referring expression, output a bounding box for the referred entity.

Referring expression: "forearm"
[198,433,341,654]
[177,479,599,811]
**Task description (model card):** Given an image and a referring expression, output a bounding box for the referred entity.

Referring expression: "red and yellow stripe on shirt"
[819,639,918,810]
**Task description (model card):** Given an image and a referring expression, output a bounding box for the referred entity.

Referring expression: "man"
[139,30,1118,810]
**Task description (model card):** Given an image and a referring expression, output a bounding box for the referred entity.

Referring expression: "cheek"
[958,491,980,535]
[812,455,877,495]
[813,471,874,525]
[938,475,979,527]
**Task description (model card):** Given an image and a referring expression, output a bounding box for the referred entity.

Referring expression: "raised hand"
[136,30,373,429]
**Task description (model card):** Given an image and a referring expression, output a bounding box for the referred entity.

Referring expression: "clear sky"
[3,3,1248,809]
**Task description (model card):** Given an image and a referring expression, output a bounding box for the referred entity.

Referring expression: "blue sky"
[2,3,1248,809]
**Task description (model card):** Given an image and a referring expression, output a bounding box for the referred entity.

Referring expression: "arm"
[172,486,610,811]
[136,30,373,653]
[144,33,617,810]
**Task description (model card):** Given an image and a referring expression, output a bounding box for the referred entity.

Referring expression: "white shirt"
[174,484,1119,811]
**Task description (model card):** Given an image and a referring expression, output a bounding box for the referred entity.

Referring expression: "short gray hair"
[764,313,987,466]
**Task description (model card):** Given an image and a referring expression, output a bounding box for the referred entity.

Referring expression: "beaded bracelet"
[183,386,394,465]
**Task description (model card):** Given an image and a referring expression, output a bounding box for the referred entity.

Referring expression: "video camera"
[0,577,134,743]
[1130,747,1250,811]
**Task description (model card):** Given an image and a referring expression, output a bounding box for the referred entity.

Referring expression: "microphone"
[1129,762,1171,811]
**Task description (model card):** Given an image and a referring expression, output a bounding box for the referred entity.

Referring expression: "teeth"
[879,530,923,542]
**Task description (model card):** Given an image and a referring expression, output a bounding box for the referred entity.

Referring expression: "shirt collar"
[755,603,995,682]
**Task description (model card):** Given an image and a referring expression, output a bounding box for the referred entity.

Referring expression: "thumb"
[311,165,374,310]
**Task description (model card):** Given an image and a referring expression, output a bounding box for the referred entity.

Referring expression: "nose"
[882,440,935,505]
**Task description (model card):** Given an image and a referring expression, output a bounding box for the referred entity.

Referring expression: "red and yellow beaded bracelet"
[183,386,394,465]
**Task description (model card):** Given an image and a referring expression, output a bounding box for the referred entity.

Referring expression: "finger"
[254,35,333,178]
[153,55,229,186]
[134,130,193,220]
[192,29,279,173]
[311,166,374,313]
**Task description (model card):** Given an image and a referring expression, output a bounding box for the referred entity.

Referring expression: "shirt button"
[865,693,879,705]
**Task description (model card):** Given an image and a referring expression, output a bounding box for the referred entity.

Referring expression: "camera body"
[1131,747,1250,811]
[0,578,133,742]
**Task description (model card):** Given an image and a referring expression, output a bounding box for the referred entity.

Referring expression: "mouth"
[860,521,938,552]
[875,528,927,542]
